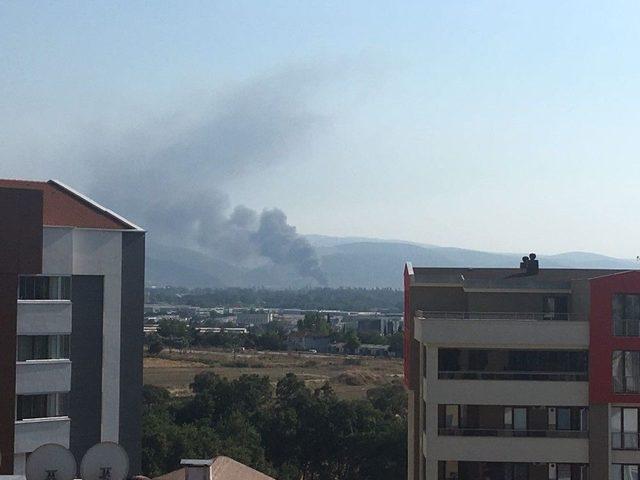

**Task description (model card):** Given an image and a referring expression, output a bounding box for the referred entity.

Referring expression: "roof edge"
[48,179,145,232]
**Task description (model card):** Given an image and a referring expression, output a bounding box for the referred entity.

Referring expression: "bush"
[343,357,362,366]
[148,339,164,355]
[222,360,266,368]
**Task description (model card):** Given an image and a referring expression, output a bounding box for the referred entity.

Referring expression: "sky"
[1,1,640,259]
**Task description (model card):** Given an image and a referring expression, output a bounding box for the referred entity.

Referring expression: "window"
[438,349,588,381]
[548,407,589,432]
[423,345,427,379]
[17,335,70,361]
[19,276,71,300]
[613,351,640,393]
[445,405,459,427]
[544,296,569,321]
[612,464,639,480]
[438,462,588,480]
[613,294,640,336]
[612,407,639,450]
[504,407,527,434]
[556,408,571,430]
[16,393,68,420]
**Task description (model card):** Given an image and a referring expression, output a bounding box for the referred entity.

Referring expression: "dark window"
[544,296,569,321]
[19,276,71,300]
[613,351,640,393]
[438,462,588,480]
[438,349,588,381]
[438,405,588,438]
[16,393,68,420]
[613,294,640,336]
[423,345,427,379]
[17,335,70,361]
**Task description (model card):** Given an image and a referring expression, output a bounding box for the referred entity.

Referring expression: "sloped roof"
[153,456,276,480]
[0,179,142,230]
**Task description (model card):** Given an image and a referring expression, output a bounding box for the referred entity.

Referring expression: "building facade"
[0,180,145,475]
[404,258,640,480]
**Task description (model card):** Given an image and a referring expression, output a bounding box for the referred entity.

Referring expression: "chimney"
[181,459,214,480]
[519,253,539,276]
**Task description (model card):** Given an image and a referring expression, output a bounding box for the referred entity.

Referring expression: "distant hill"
[146,235,637,289]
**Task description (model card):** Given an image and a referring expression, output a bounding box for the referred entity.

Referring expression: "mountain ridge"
[146,235,638,289]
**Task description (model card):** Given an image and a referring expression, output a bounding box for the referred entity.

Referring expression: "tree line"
[143,372,407,480]
[147,287,403,312]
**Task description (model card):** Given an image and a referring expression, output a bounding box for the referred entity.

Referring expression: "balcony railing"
[438,371,588,381]
[439,427,588,438]
[416,310,585,322]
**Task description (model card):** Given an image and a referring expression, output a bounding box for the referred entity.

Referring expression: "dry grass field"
[143,349,404,400]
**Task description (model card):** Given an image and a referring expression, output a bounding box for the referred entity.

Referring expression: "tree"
[367,381,407,418]
[344,330,361,354]
[387,331,404,358]
[296,312,331,335]
[157,318,189,338]
[147,334,165,355]
[142,372,408,480]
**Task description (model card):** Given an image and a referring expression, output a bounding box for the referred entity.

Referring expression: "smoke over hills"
[88,67,331,284]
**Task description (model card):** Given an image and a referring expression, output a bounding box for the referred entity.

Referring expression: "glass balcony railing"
[416,310,585,322]
[439,427,588,438]
[438,371,588,381]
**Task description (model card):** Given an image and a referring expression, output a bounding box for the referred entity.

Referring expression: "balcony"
[414,310,589,348]
[15,360,71,395]
[14,417,70,454]
[17,301,72,335]
[439,371,588,381]
[426,435,589,463]
[427,378,589,406]
[439,428,588,439]
[416,311,585,321]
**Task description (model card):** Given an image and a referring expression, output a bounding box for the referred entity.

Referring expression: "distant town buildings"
[0,180,144,476]
[404,257,640,480]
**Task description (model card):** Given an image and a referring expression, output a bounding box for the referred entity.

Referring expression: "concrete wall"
[118,231,145,475]
[466,292,553,313]
[427,436,589,463]
[0,187,43,475]
[69,275,104,465]
[416,317,589,349]
[72,229,123,442]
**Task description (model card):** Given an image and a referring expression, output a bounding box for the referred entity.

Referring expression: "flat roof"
[408,265,628,290]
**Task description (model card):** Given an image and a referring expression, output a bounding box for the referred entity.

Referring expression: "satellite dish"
[80,442,129,480]
[26,444,77,480]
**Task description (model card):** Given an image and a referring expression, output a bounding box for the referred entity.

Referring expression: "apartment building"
[404,256,640,480]
[0,180,145,475]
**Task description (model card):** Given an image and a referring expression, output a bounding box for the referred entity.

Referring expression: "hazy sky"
[2,1,640,258]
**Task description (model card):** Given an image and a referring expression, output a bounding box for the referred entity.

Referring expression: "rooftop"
[154,456,276,480]
[407,264,627,291]
[0,178,142,230]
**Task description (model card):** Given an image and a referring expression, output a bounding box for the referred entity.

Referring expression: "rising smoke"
[88,66,332,284]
